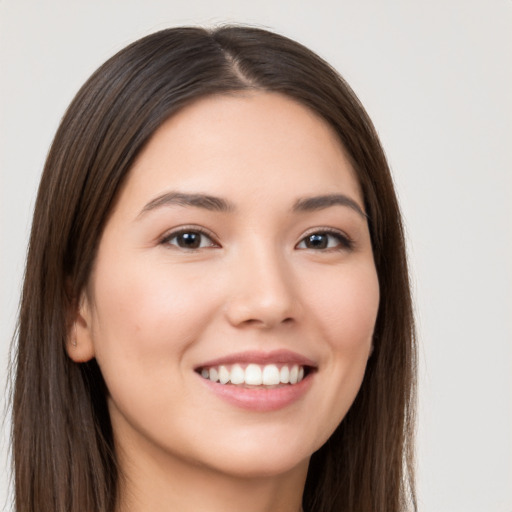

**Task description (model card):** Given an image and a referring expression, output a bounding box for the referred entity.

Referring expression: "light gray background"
[1,1,511,511]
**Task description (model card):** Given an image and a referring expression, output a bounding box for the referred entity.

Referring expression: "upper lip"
[195,349,317,369]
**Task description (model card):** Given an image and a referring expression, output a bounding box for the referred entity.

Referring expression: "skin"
[69,92,380,512]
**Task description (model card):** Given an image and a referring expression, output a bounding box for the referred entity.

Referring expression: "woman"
[13,26,416,512]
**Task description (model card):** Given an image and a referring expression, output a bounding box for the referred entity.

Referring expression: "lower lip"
[198,373,314,412]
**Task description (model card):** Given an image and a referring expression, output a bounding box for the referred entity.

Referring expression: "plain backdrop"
[1,1,511,511]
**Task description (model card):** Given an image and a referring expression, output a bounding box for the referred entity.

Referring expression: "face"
[72,92,379,480]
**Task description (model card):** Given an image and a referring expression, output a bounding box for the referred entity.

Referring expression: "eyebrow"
[137,191,366,219]
[137,192,234,219]
[293,194,367,218]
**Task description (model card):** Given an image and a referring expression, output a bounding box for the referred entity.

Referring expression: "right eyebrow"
[136,191,235,220]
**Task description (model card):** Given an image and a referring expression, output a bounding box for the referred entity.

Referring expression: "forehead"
[121,92,362,212]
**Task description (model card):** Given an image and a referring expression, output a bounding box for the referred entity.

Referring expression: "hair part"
[12,26,416,512]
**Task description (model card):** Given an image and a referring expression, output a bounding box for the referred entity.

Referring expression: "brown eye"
[163,230,217,250]
[303,233,329,249]
[297,231,353,250]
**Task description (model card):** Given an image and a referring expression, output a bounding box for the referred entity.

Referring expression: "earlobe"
[66,293,96,363]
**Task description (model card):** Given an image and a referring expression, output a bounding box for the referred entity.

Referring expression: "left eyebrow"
[293,194,367,219]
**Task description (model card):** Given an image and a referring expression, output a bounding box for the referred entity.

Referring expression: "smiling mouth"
[196,363,313,387]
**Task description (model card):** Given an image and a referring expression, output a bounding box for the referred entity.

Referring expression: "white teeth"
[218,365,230,384]
[262,364,280,385]
[200,363,308,386]
[230,364,245,385]
[209,367,218,382]
[245,364,263,385]
[289,365,299,384]
[279,365,290,384]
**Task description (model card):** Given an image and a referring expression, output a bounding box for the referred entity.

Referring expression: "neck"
[115,441,308,512]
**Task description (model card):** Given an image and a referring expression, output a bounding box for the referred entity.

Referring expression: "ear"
[66,291,96,363]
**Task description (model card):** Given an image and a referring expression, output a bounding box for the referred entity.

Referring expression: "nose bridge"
[225,237,298,328]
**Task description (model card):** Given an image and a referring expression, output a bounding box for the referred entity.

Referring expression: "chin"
[204,450,311,480]
[186,424,324,479]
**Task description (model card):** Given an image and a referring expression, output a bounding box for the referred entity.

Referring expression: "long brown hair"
[12,26,416,512]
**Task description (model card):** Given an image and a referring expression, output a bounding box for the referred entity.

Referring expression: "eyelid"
[296,227,354,250]
[159,225,220,248]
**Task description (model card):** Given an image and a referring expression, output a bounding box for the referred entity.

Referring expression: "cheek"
[89,256,221,370]
[87,257,226,437]
[292,261,379,448]
[305,262,380,350]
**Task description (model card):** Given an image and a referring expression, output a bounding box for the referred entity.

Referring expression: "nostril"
[241,317,294,328]
[224,287,298,328]
[243,319,261,326]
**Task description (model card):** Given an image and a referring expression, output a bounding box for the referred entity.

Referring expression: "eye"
[161,228,218,250]
[296,230,353,251]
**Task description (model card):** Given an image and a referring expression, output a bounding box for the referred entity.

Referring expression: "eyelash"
[159,227,354,252]
[160,226,219,250]
[296,228,354,251]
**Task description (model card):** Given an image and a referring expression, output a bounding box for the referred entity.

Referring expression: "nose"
[224,245,300,329]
